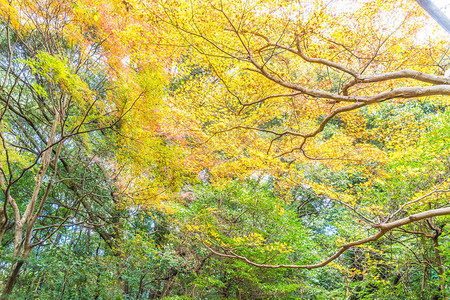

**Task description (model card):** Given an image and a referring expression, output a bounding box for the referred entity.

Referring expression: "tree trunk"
[432,235,446,299]
[1,260,24,297]
[421,266,427,299]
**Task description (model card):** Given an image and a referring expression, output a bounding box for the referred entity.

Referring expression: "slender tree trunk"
[2,231,33,297]
[421,266,428,299]
[59,260,71,300]
[432,235,446,299]
[136,274,146,299]
[2,222,24,296]
[1,112,60,296]
[0,220,7,246]
[1,260,24,297]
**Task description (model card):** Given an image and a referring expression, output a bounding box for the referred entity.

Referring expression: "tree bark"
[1,260,24,297]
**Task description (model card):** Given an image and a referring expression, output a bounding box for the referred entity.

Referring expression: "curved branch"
[251,33,360,78]
[388,188,450,221]
[343,70,450,95]
[359,70,450,85]
[241,92,303,108]
[294,36,360,78]
[249,54,450,104]
[250,33,450,96]
[205,207,450,270]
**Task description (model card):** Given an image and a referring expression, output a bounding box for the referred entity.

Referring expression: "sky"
[428,0,450,32]
[416,0,450,39]
[434,0,449,12]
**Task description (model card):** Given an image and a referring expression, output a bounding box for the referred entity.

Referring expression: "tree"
[1,0,449,298]
[0,0,126,293]
[0,0,189,296]
[158,0,450,278]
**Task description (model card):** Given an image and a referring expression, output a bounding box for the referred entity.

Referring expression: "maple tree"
[160,0,450,279]
[0,0,449,298]
[0,0,189,295]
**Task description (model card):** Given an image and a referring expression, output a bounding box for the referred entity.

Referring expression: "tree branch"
[204,207,450,270]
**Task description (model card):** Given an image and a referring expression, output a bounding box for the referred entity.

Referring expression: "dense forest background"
[0,0,449,299]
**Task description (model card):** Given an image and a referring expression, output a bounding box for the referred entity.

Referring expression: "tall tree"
[0,0,187,295]
[159,0,450,275]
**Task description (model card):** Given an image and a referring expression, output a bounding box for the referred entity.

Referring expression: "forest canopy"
[0,0,449,299]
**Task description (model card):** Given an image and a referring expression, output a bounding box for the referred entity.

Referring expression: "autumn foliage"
[0,0,449,298]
